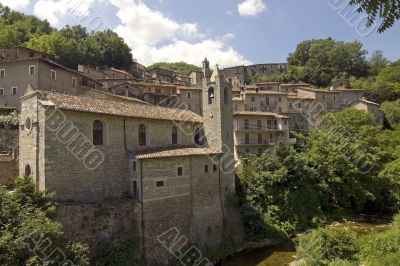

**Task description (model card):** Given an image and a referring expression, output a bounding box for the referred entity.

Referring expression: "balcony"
[235,138,295,146]
[235,124,283,131]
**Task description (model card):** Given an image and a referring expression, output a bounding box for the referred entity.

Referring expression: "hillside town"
[0,45,387,264]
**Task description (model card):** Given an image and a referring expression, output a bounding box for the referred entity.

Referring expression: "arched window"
[139,124,146,146]
[93,120,103,145]
[208,87,214,104]
[172,126,178,145]
[24,164,31,177]
[224,87,229,104]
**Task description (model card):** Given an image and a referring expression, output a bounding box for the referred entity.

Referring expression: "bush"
[357,214,400,265]
[297,227,358,266]
[0,110,18,129]
[93,235,141,266]
[0,176,90,265]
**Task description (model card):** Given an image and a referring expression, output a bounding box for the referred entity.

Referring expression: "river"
[221,216,391,266]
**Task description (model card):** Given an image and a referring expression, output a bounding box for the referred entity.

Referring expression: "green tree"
[147,62,202,76]
[0,177,90,265]
[381,100,400,129]
[369,50,390,75]
[349,0,400,33]
[287,38,369,87]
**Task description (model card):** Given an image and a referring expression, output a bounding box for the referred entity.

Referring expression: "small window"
[156,181,164,187]
[187,103,192,110]
[72,77,77,87]
[177,167,183,176]
[133,161,136,172]
[322,94,325,100]
[24,165,32,177]
[0,69,5,78]
[208,87,214,104]
[0,88,4,96]
[224,87,229,104]
[172,126,178,145]
[29,51,34,57]
[213,164,218,172]
[51,70,56,80]
[12,87,17,95]
[204,165,209,173]
[93,120,104,145]
[139,124,146,146]
[133,180,138,200]
[278,97,282,102]
[29,65,35,76]
[251,97,255,102]
[187,92,191,99]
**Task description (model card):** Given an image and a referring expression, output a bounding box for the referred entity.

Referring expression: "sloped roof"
[44,92,203,123]
[350,98,380,107]
[233,111,288,119]
[133,147,222,159]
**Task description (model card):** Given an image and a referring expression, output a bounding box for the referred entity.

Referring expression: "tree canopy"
[0,5,133,70]
[287,38,370,87]
[349,0,400,33]
[147,62,202,76]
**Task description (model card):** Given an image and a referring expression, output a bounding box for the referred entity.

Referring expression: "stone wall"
[56,200,141,254]
[0,128,19,186]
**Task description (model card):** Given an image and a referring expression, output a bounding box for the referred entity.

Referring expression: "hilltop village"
[0,46,384,264]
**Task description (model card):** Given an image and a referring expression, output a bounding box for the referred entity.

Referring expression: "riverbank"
[221,215,393,266]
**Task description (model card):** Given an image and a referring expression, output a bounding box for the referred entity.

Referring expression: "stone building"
[233,111,295,159]
[223,63,288,87]
[77,65,106,80]
[0,47,102,110]
[150,67,192,86]
[350,98,384,126]
[19,60,239,264]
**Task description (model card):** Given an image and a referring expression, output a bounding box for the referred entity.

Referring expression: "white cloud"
[238,0,267,17]
[0,0,29,9]
[33,0,97,26]
[110,0,251,67]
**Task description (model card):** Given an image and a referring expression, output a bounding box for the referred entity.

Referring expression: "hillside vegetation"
[0,4,132,70]
[147,62,202,76]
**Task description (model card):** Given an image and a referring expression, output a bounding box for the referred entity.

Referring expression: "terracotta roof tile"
[133,147,222,159]
[233,111,288,119]
[45,92,203,123]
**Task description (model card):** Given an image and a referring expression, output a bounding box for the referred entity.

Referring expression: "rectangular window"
[245,133,249,144]
[213,164,218,172]
[0,69,5,78]
[177,167,183,176]
[133,181,138,200]
[156,181,164,187]
[133,161,136,172]
[12,87,17,95]
[278,97,282,102]
[257,120,262,129]
[251,97,255,102]
[51,70,56,80]
[258,133,262,144]
[187,92,191,99]
[29,65,35,76]
[0,88,4,96]
[204,165,209,173]
[72,77,77,87]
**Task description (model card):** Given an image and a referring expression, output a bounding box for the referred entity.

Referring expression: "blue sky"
[1,0,399,67]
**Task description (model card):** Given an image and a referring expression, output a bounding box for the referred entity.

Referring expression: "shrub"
[357,214,400,265]
[0,110,18,129]
[297,227,358,266]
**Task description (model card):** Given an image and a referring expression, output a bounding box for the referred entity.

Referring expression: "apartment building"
[0,51,102,109]
[233,111,295,159]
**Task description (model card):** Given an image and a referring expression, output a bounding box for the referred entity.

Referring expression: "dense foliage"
[297,227,359,266]
[287,38,370,87]
[237,109,400,237]
[94,236,140,266]
[147,62,202,76]
[351,61,400,103]
[349,0,400,33]
[0,5,133,70]
[0,110,18,129]
[0,177,90,265]
[297,214,400,265]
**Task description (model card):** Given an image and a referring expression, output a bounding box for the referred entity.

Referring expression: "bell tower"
[200,62,235,194]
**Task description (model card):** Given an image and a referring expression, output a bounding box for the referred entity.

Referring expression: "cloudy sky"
[1,0,399,67]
